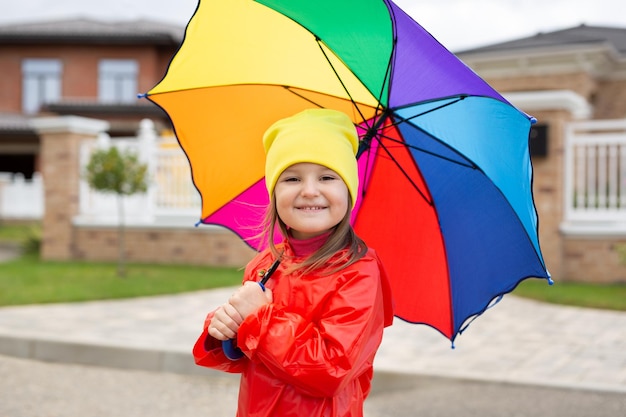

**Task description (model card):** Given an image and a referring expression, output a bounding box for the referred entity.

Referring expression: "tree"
[85,146,148,277]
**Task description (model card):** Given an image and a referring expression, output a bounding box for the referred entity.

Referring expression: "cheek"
[275,201,289,221]
[274,190,291,216]
[335,187,350,211]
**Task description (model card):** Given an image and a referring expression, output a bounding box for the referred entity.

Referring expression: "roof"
[43,101,168,117]
[0,18,184,45]
[0,113,32,133]
[458,24,626,56]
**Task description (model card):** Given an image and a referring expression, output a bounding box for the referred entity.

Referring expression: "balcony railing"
[563,119,626,232]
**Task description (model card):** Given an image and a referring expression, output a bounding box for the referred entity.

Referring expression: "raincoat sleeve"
[192,309,249,373]
[192,251,271,372]
[236,252,393,398]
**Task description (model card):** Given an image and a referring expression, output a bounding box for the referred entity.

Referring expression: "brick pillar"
[504,90,591,281]
[32,116,110,261]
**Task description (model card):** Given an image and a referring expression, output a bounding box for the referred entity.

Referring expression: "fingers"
[208,282,273,341]
[208,303,243,341]
[223,302,244,325]
[229,282,271,319]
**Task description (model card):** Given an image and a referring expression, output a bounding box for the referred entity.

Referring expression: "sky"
[0,0,625,51]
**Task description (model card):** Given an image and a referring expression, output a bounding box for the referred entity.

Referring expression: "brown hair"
[263,195,367,275]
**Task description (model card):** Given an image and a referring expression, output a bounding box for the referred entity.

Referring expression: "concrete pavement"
[0,245,625,394]
[0,281,625,394]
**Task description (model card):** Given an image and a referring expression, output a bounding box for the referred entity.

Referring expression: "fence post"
[31,116,110,261]
[137,119,157,220]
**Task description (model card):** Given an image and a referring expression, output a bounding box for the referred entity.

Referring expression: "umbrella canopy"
[146,0,551,343]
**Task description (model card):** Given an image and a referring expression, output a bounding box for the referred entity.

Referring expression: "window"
[98,59,138,103]
[22,59,62,114]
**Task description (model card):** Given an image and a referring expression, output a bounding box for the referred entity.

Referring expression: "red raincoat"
[193,241,394,417]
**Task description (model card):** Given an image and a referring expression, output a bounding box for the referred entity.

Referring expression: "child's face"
[274,162,349,240]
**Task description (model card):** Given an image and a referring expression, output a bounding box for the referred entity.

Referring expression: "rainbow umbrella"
[146,0,551,344]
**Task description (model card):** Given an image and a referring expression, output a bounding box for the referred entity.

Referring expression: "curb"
[0,333,226,378]
[2,332,625,395]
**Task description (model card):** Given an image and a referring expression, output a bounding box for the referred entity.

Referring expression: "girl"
[193,109,394,417]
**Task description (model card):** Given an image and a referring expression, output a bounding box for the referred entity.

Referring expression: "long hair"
[263,195,367,275]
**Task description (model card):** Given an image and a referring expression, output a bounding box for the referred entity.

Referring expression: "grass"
[0,222,242,306]
[514,278,626,311]
[0,254,242,306]
[0,222,36,244]
[1,223,625,311]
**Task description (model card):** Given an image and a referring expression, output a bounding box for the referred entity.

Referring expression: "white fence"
[76,120,201,226]
[0,172,44,220]
[563,119,626,230]
[0,119,201,226]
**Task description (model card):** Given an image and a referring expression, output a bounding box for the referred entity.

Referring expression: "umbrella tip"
[548,277,554,285]
[137,93,148,99]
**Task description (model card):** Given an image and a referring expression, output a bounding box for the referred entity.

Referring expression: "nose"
[300,177,320,197]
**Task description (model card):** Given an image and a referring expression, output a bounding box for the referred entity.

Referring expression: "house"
[0,18,181,178]
[1,19,626,282]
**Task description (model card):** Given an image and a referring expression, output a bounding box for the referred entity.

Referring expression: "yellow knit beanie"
[263,109,359,207]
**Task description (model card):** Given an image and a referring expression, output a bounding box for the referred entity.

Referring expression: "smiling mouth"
[297,206,326,211]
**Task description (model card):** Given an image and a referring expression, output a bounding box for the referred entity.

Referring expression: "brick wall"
[594,79,626,119]
[527,110,571,281]
[73,226,256,268]
[0,44,173,113]
[488,72,596,100]
[563,237,626,283]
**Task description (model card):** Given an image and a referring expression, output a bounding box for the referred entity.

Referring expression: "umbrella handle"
[221,259,280,361]
[222,339,244,360]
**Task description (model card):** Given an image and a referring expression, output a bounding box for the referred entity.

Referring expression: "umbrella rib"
[382,97,479,170]
[314,37,370,123]
[394,95,467,116]
[281,86,327,108]
[280,86,381,127]
[374,135,433,206]
[379,133,476,170]
[314,37,390,127]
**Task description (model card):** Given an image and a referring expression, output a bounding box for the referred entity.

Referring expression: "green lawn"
[514,278,626,311]
[0,223,243,306]
[0,222,37,244]
[1,223,625,311]
[0,254,242,306]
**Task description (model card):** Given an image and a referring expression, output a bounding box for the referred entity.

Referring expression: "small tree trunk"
[117,194,126,278]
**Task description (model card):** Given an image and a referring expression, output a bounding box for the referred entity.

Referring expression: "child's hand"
[229,281,273,320]
[208,303,244,341]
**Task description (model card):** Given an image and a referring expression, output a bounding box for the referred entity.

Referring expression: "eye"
[320,175,337,181]
[282,176,300,182]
